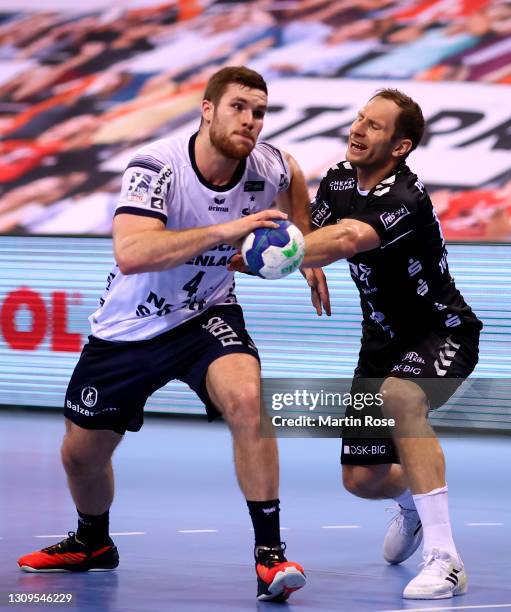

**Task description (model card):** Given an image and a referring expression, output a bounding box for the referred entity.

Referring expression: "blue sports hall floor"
[0,410,509,612]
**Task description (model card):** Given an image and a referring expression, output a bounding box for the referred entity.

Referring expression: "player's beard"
[209,118,255,160]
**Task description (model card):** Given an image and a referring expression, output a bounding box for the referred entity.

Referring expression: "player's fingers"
[257,220,281,229]
[301,268,323,315]
[311,287,322,316]
[256,209,288,221]
[305,268,331,316]
[315,272,331,316]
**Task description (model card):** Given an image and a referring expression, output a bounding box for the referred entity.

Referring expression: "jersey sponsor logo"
[202,315,243,346]
[67,399,116,417]
[391,364,422,375]
[151,196,164,210]
[403,351,425,364]
[349,262,372,286]
[414,179,425,193]
[209,196,228,212]
[344,445,386,455]
[417,279,429,296]
[367,299,394,338]
[439,250,448,274]
[154,165,172,198]
[136,291,174,318]
[407,258,422,277]
[127,172,152,203]
[445,314,462,328]
[329,178,355,191]
[278,173,289,191]
[311,200,331,227]
[81,386,98,408]
[66,399,94,417]
[186,253,232,266]
[380,205,410,230]
[244,180,265,192]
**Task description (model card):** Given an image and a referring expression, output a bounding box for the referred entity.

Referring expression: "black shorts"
[341,330,480,465]
[64,304,260,434]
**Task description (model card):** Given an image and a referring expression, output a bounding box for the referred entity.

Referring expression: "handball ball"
[241,220,305,280]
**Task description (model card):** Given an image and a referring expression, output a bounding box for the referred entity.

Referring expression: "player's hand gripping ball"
[241,220,305,280]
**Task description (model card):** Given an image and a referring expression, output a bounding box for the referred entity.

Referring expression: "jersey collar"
[188,132,247,192]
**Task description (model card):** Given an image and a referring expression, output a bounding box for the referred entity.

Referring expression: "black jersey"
[311,160,482,344]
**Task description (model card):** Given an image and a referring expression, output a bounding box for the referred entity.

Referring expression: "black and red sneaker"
[255,542,306,602]
[18,532,119,573]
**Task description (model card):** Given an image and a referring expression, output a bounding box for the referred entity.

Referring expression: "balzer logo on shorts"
[81,386,98,408]
[127,173,152,203]
[380,205,410,230]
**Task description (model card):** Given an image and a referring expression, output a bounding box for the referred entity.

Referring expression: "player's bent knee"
[61,426,118,476]
[342,465,384,498]
[380,377,428,419]
[218,383,261,426]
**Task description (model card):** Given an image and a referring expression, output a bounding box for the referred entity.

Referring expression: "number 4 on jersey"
[182,271,206,311]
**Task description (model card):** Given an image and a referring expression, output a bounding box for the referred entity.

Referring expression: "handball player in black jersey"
[303,89,482,600]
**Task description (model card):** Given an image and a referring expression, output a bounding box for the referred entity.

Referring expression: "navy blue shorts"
[341,330,480,465]
[64,305,260,434]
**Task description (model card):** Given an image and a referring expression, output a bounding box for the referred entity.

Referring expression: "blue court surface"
[1,410,509,612]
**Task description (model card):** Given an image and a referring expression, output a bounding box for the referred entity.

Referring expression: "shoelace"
[385,505,420,536]
[42,531,79,554]
[417,548,452,576]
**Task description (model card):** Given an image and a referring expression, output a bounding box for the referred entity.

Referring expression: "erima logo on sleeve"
[380,205,410,230]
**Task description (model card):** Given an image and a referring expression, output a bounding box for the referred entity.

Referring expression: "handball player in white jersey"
[17,66,330,602]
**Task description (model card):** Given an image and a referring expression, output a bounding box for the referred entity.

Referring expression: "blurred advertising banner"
[0,236,509,431]
[261,78,511,190]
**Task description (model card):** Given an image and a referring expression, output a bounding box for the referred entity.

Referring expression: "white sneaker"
[403,548,468,599]
[383,505,423,564]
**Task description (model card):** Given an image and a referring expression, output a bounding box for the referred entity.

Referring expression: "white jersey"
[90,133,291,341]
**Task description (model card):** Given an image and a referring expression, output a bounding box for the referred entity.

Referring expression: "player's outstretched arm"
[113,210,287,274]
[278,151,331,316]
[302,218,381,268]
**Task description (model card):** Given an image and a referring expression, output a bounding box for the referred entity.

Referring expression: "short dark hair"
[203,66,267,105]
[371,88,425,155]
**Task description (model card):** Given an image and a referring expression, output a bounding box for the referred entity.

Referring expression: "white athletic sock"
[413,485,459,559]
[393,488,416,510]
